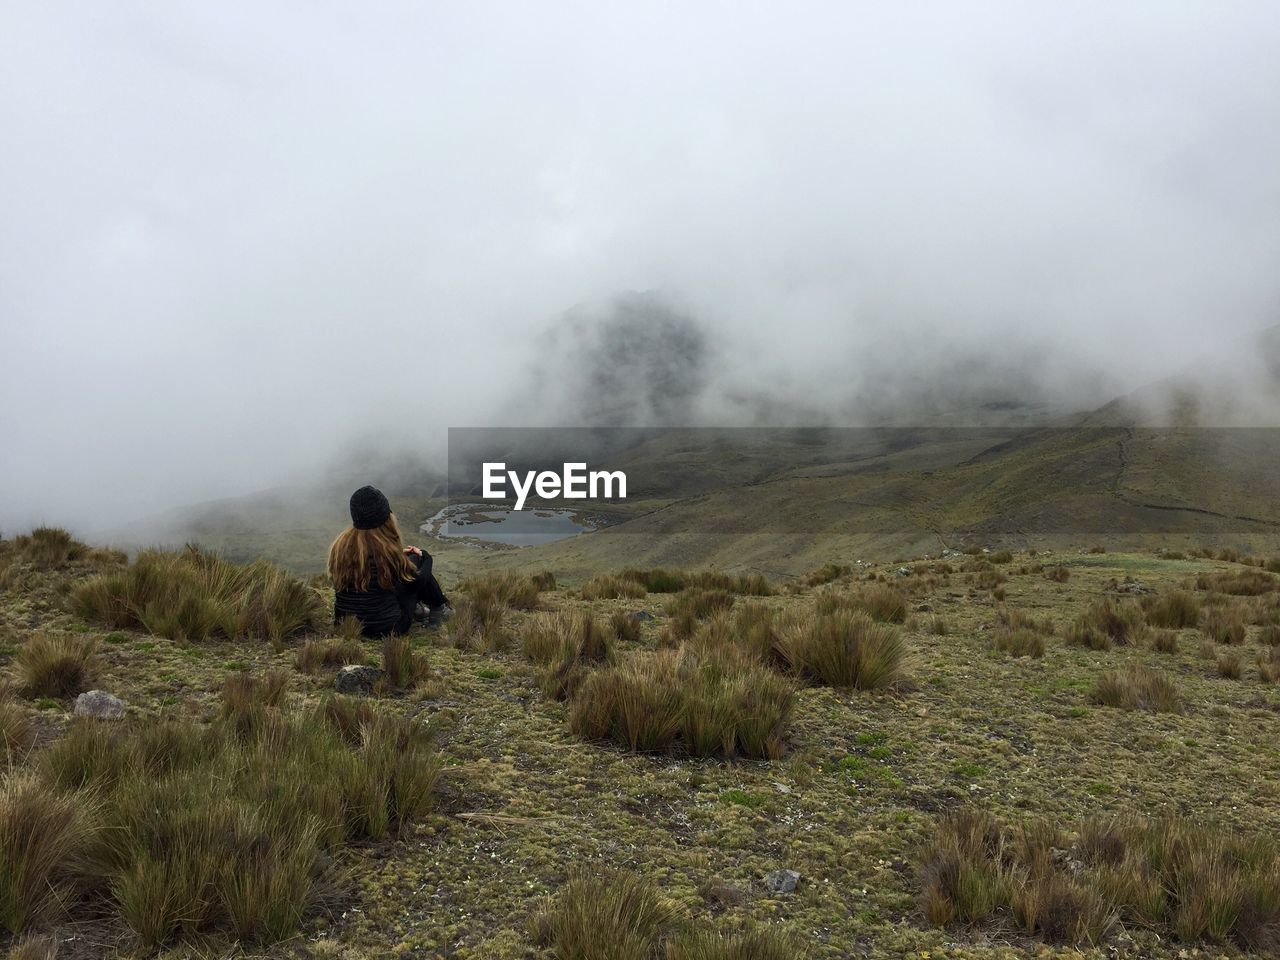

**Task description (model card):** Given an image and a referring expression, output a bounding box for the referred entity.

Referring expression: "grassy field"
[3,530,1280,958]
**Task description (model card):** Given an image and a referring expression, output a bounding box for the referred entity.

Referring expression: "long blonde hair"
[328,514,417,591]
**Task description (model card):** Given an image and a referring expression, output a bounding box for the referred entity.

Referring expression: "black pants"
[393,550,448,631]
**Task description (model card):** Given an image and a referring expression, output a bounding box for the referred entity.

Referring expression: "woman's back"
[329,485,451,637]
[334,558,402,636]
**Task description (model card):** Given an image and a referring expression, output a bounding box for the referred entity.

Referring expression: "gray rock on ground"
[1116,580,1155,595]
[74,690,126,719]
[763,869,801,894]
[336,664,382,695]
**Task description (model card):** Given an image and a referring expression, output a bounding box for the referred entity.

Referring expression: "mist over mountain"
[1072,323,1280,428]
[519,293,712,427]
[514,292,1136,428]
[4,4,1280,535]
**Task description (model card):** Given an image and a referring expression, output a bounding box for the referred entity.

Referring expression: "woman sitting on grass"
[329,485,453,636]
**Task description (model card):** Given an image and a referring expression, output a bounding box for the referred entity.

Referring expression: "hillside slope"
[107,336,1280,579]
[3,532,1280,958]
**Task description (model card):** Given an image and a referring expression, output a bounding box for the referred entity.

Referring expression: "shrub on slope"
[921,810,1280,951]
[8,693,439,947]
[71,547,323,645]
[568,646,794,759]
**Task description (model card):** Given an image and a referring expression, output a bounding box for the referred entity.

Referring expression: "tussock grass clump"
[1143,590,1201,628]
[23,701,438,947]
[928,615,952,636]
[992,627,1046,658]
[445,587,508,652]
[523,611,578,665]
[682,570,775,595]
[382,635,429,689]
[774,610,907,689]
[919,809,1015,927]
[683,604,778,664]
[666,928,794,960]
[533,868,683,960]
[1,699,35,764]
[921,810,1112,941]
[16,635,98,700]
[800,563,852,587]
[677,575,765,602]
[1010,871,1114,945]
[988,550,1013,564]
[219,669,290,734]
[4,527,123,571]
[1091,665,1180,713]
[816,584,908,624]
[1195,569,1277,596]
[1260,624,1280,647]
[618,567,691,593]
[9,528,86,568]
[666,588,736,623]
[1078,816,1280,950]
[458,571,544,610]
[580,574,647,600]
[922,811,1280,950]
[336,614,362,641]
[1202,605,1247,644]
[7,936,57,960]
[296,637,366,673]
[1253,597,1280,628]
[1066,599,1145,651]
[1216,650,1243,680]
[1258,646,1280,683]
[1150,629,1179,654]
[609,608,641,644]
[568,646,794,758]
[659,616,698,647]
[1043,565,1071,583]
[856,584,909,623]
[974,568,1007,592]
[524,611,613,700]
[70,547,323,645]
[620,568,774,596]
[0,775,88,935]
[730,572,774,596]
[997,607,1055,634]
[534,868,793,960]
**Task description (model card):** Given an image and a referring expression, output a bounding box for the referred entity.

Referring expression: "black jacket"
[334,551,447,637]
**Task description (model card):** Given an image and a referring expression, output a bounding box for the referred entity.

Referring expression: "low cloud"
[3,3,1279,534]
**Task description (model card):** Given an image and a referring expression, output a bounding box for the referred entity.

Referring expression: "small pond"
[420,503,597,546]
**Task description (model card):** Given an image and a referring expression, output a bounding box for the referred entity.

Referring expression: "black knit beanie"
[350,485,392,530]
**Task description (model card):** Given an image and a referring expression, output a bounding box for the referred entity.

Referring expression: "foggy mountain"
[4,4,1280,536]
[513,291,1173,429]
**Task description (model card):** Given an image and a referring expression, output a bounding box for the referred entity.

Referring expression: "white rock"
[74,690,126,719]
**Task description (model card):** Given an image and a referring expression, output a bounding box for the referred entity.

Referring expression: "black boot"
[427,604,454,627]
